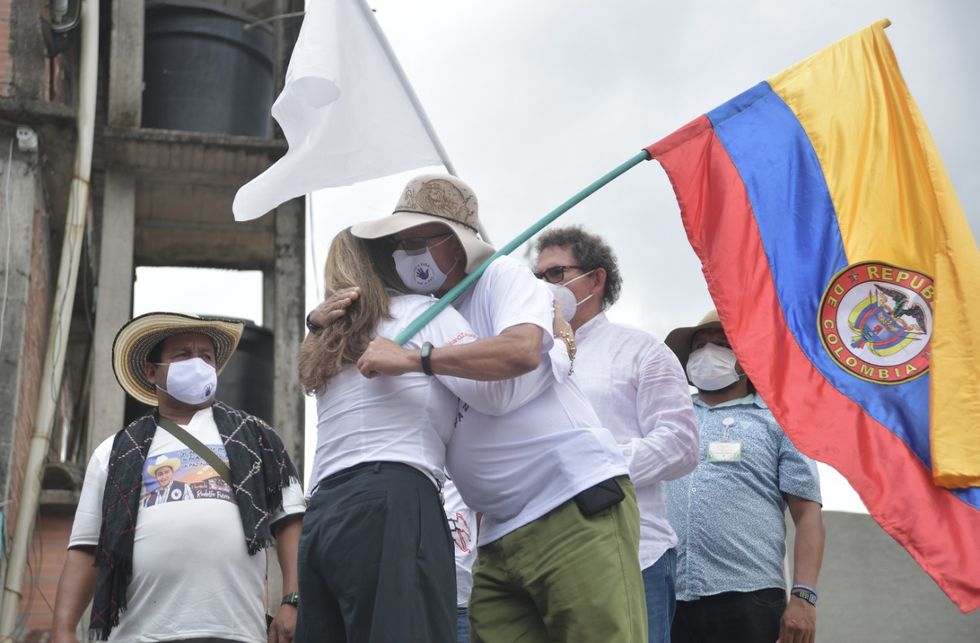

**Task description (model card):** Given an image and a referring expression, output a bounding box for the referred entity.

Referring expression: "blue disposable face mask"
[392,235,458,295]
[156,357,218,405]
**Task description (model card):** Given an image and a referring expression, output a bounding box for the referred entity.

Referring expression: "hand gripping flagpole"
[394,149,651,345]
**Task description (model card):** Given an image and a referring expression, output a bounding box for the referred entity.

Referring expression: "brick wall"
[19,509,73,639]
[0,0,10,96]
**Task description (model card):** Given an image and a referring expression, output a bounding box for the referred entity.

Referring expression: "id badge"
[707,441,742,462]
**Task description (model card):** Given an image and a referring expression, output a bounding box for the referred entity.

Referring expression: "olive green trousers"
[470,477,647,643]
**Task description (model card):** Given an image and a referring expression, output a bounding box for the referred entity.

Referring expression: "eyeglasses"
[533,265,586,284]
[391,233,453,252]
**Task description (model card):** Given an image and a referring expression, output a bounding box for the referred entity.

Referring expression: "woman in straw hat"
[297,227,514,642]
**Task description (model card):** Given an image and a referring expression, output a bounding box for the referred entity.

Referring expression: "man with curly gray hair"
[535,226,699,643]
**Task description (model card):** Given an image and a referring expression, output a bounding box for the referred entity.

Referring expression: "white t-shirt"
[446,256,628,545]
[309,294,479,488]
[443,477,477,608]
[70,407,306,643]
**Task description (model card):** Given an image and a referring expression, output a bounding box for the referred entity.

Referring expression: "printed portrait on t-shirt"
[141,446,235,509]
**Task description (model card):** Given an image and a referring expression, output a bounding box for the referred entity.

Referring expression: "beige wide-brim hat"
[350,174,496,274]
[112,312,244,407]
[147,454,181,477]
[665,309,724,371]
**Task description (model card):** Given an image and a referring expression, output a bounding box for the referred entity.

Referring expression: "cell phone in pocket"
[573,478,625,517]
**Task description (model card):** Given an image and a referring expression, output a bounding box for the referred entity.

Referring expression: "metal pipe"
[394,150,651,345]
[0,0,99,636]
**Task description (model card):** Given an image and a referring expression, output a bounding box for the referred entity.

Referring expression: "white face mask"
[686,343,742,392]
[544,268,596,320]
[156,357,218,405]
[563,269,596,307]
[392,236,457,295]
[546,283,577,322]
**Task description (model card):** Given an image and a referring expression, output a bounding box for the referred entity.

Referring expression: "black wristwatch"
[305,311,323,335]
[420,342,434,376]
[281,591,300,607]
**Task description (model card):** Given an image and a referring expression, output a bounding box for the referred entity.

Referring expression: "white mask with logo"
[157,357,218,405]
[686,343,742,392]
[392,236,457,295]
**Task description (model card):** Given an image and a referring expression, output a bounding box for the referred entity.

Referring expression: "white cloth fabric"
[233,0,443,221]
[443,477,478,607]
[446,256,628,545]
[310,295,480,488]
[70,407,306,643]
[574,313,699,569]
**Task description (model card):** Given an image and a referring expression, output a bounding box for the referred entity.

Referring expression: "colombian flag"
[647,20,980,611]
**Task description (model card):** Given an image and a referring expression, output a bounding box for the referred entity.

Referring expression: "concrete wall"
[0,0,10,96]
[0,129,52,562]
[789,511,980,642]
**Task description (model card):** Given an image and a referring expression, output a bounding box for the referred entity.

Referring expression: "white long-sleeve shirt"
[574,312,699,568]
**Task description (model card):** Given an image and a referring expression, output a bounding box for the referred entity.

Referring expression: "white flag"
[233,0,445,221]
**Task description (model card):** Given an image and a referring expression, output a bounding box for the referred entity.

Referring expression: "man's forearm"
[429,327,542,380]
[358,324,545,381]
[274,515,303,594]
[790,499,825,586]
[51,547,98,639]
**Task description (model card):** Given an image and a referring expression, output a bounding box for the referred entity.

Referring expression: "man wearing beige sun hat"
[52,313,305,643]
[307,175,645,642]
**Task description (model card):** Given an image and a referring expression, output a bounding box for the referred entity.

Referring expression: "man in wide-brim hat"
[52,313,306,643]
[663,309,825,643]
[305,175,646,642]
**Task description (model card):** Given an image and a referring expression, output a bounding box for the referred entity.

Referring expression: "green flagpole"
[395,149,651,345]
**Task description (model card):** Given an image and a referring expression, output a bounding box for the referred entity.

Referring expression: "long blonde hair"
[298,228,404,393]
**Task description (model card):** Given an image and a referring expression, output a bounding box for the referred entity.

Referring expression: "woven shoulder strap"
[156,415,233,487]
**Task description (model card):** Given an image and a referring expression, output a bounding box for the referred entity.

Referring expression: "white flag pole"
[354,0,492,244]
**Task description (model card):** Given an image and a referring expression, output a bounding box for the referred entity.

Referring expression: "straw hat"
[664,309,724,370]
[350,174,496,273]
[147,454,181,477]
[112,312,244,406]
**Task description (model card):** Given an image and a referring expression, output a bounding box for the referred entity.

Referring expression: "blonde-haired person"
[295,228,550,643]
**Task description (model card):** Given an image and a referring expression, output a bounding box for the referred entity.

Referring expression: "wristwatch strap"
[420,342,434,376]
[281,592,300,607]
[305,311,323,334]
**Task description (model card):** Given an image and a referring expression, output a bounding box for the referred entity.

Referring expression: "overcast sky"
[306,0,980,338]
[137,0,980,512]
